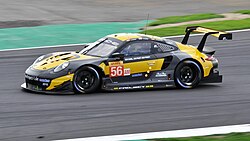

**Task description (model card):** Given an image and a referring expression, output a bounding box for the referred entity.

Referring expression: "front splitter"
[21,83,75,94]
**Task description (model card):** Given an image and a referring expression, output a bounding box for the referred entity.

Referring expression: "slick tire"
[174,60,202,89]
[73,66,101,94]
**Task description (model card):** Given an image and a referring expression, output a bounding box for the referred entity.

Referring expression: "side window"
[121,41,152,57]
[152,42,176,53]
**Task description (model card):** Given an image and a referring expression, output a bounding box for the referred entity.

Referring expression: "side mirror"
[111,52,124,60]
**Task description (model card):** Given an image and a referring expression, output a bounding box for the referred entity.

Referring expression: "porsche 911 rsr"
[21,26,232,94]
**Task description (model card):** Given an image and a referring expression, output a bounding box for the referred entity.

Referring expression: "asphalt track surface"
[1,0,250,26]
[0,31,249,141]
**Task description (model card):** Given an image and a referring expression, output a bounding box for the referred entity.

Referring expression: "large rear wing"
[181,26,232,52]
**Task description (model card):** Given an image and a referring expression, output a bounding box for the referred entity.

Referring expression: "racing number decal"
[110,65,124,77]
[109,61,130,77]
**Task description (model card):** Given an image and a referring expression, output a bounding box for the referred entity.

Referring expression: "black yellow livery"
[21,26,232,94]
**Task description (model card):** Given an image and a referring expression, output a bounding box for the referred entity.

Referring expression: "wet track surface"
[0,31,250,141]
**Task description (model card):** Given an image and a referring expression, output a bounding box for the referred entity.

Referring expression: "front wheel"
[73,66,101,94]
[174,60,202,89]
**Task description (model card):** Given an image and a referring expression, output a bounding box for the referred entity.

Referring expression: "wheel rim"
[179,65,197,86]
[75,71,95,90]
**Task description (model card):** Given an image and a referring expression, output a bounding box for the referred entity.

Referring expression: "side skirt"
[102,78,175,91]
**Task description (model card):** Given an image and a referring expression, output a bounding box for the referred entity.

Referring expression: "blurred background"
[0,0,249,50]
[1,0,250,26]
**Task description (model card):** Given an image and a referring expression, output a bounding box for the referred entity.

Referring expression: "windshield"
[80,38,121,57]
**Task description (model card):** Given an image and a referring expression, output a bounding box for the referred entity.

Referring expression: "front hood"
[32,52,98,70]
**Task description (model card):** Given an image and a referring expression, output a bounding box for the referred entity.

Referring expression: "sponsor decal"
[42,83,49,86]
[116,85,154,90]
[132,73,143,77]
[124,58,133,61]
[25,75,50,82]
[124,56,151,61]
[155,71,167,77]
[134,56,150,60]
[118,86,132,90]
[109,61,130,77]
[124,68,131,76]
[39,78,50,83]
[165,84,172,87]
[146,85,154,88]
[109,61,123,66]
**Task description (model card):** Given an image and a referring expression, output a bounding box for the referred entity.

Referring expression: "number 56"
[110,66,124,77]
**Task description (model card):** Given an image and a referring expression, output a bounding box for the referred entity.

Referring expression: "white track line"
[54,124,250,141]
[0,28,250,52]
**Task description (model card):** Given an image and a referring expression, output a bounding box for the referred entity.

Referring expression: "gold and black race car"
[21,26,232,94]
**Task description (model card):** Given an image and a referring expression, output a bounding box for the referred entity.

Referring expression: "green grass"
[140,18,250,37]
[148,13,224,26]
[234,10,250,14]
[149,132,250,141]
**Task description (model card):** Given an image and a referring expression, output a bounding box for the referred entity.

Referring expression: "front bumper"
[21,82,74,94]
[22,73,75,94]
[21,83,73,94]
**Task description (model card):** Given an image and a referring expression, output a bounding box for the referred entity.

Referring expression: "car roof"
[107,33,165,42]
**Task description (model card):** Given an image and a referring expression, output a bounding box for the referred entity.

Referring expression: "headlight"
[33,55,45,64]
[54,62,69,73]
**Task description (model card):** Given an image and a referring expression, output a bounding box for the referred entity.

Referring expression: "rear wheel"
[174,60,202,89]
[73,66,101,94]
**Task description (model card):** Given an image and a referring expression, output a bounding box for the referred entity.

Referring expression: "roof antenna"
[145,13,150,35]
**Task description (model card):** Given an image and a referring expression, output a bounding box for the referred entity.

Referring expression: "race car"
[21,26,232,94]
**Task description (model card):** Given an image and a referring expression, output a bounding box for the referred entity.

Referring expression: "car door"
[109,40,160,83]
